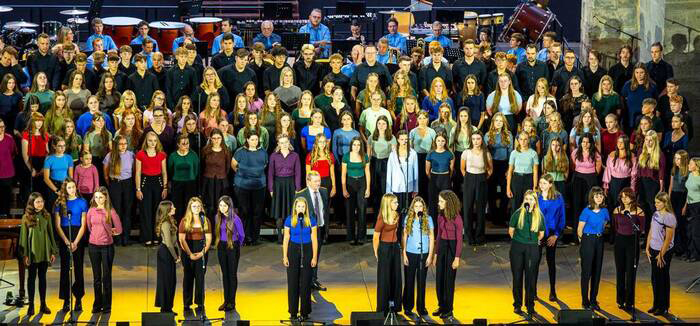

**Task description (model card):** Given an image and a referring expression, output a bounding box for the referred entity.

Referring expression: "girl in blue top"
[577,186,610,311]
[401,196,434,318]
[283,197,318,322]
[232,133,268,245]
[537,174,566,302]
[485,112,513,224]
[426,133,454,225]
[44,136,74,209]
[53,178,88,312]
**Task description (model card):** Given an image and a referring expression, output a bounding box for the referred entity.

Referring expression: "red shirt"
[136,150,166,176]
[601,129,625,161]
[306,153,335,178]
[22,131,50,157]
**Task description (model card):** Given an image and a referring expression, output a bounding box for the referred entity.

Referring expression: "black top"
[211,52,236,71]
[350,62,393,91]
[325,71,351,99]
[101,69,129,93]
[28,51,60,89]
[646,59,674,93]
[263,64,288,93]
[142,125,176,153]
[0,63,27,86]
[63,68,98,93]
[248,61,271,99]
[127,71,160,109]
[322,103,352,132]
[551,66,585,100]
[218,65,257,99]
[165,65,198,109]
[582,66,608,98]
[608,61,635,94]
[515,60,550,99]
[453,57,488,91]
[149,67,167,91]
[293,60,324,95]
[119,62,136,76]
[192,86,230,113]
[420,62,453,94]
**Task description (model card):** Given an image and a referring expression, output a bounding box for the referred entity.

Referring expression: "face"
[222,21,231,33]
[178,138,190,151]
[312,112,323,125]
[674,153,683,167]
[370,94,382,106]
[351,140,361,153]
[154,94,165,106]
[283,71,293,85]
[1,53,12,66]
[498,75,510,89]
[147,135,158,148]
[72,74,83,88]
[494,116,504,129]
[301,93,312,106]
[418,113,428,126]
[391,199,399,211]
[32,195,45,210]
[189,200,202,215]
[438,196,446,210]
[274,54,286,66]
[262,22,273,37]
[569,79,581,92]
[651,45,662,61]
[66,182,77,197]
[87,97,99,112]
[690,160,698,172]
[588,52,599,66]
[432,50,443,64]
[38,37,49,53]
[388,21,398,34]
[605,116,617,130]
[582,112,592,125]
[94,191,106,206]
[210,133,222,146]
[153,55,164,67]
[55,140,66,154]
[398,134,408,146]
[139,25,149,36]
[218,200,229,215]
[378,42,388,54]
[634,68,645,82]
[471,134,482,147]
[640,119,650,131]
[436,136,447,149]
[247,135,259,148]
[143,42,154,54]
[523,194,536,208]
[594,193,605,205]
[81,153,92,164]
[65,122,74,135]
[94,118,105,129]
[118,138,127,152]
[581,136,591,150]
[280,115,291,127]
[135,60,146,71]
[518,134,529,148]
[6,78,15,90]
[351,25,361,37]
[332,88,343,101]
[308,175,321,191]
[302,48,314,62]
[330,58,342,71]
[432,23,442,36]
[278,136,290,150]
[295,200,307,214]
[365,47,377,62]
[185,119,197,132]
[670,101,681,113]
[672,116,682,130]
[666,82,678,94]
[539,178,551,192]
[413,200,424,213]
[248,113,258,126]
[309,10,322,26]
[104,77,114,90]
[564,52,575,66]
[509,37,518,48]
[124,114,135,128]
[526,47,537,62]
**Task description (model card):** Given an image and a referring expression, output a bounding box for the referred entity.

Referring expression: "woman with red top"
[136,131,168,245]
[570,133,602,242]
[306,134,335,193]
[86,186,122,314]
[201,129,231,217]
[603,135,638,210]
[612,188,645,311]
[269,134,301,244]
[21,112,50,201]
[601,114,625,162]
[394,95,419,134]
[431,190,463,321]
[638,130,665,223]
[373,193,402,315]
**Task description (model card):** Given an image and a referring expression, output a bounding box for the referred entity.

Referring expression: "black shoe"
[14,296,24,307]
[404,311,417,319]
[26,304,34,316]
[549,292,558,302]
[647,307,658,314]
[418,309,429,317]
[653,309,668,316]
[225,303,235,311]
[40,304,51,314]
[591,303,601,311]
[351,240,359,246]
[195,305,204,313]
[440,311,454,319]
[218,302,227,311]
[623,304,633,312]
[583,303,591,310]
[74,301,82,312]
[312,281,327,291]
[618,304,625,309]
[526,310,535,320]
[432,308,443,316]
[514,307,523,315]
[92,306,102,314]
[183,306,193,313]
[289,314,299,322]
[102,308,111,314]
[62,301,70,312]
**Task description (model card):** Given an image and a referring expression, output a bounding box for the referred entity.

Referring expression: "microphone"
[623,210,631,218]
[198,211,206,269]
[524,203,530,212]
[297,212,304,221]
[417,211,424,218]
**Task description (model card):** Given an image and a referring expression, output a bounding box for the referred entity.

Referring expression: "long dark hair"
[575,132,597,162]
[214,196,240,249]
[371,115,392,141]
[612,134,633,168]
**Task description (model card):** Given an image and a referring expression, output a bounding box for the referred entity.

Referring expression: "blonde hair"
[655,192,673,214]
[490,73,518,114]
[428,77,449,104]
[672,150,689,178]
[638,130,660,170]
[182,197,210,232]
[290,197,312,228]
[379,193,399,225]
[404,196,430,235]
[516,190,543,232]
[486,112,511,147]
[200,66,224,90]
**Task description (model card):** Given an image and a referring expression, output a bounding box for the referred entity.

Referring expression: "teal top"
[686,173,700,204]
[24,90,55,113]
[508,148,539,174]
[449,125,479,152]
[167,150,200,181]
[369,136,396,159]
[84,130,112,158]
[409,127,436,154]
[343,154,369,178]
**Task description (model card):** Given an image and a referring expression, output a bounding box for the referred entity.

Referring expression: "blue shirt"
[538,194,565,237]
[621,80,658,129]
[86,53,108,71]
[404,215,434,254]
[285,216,317,244]
[579,207,610,235]
[299,23,331,58]
[426,150,454,173]
[507,47,526,64]
[341,63,357,78]
[211,33,245,55]
[130,35,160,52]
[384,33,407,54]
[424,34,452,48]
[55,197,88,227]
[484,132,513,161]
[332,129,360,161]
[421,97,455,122]
[486,91,523,116]
[233,147,268,190]
[76,112,115,137]
[301,126,332,152]
[252,33,282,50]
[43,154,74,181]
[85,34,118,52]
[172,36,200,54]
[376,52,390,64]
[133,51,154,69]
[536,48,549,62]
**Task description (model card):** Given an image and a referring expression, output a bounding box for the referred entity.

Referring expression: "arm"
[364,162,371,198]
[506,164,514,198]
[44,168,58,193]
[135,159,143,200]
[341,162,349,198]
[311,226,318,267]
[54,211,70,246]
[282,227,290,266]
[532,164,539,190]
[577,221,586,240]
[461,152,467,176]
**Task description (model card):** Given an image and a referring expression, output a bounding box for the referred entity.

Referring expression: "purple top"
[649,211,676,251]
[219,215,245,245]
[267,151,301,192]
[0,133,17,178]
[613,211,646,236]
[435,214,463,257]
[103,151,135,180]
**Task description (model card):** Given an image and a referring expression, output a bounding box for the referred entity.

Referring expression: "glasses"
[153,114,164,118]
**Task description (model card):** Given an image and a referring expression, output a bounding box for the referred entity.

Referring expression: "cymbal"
[5,21,39,28]
[67,17,89,24]
[0,6,13,13]
[60,9,88,15]
[378,9,405,15]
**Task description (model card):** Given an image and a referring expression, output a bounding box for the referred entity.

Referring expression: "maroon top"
[638,152,665,184]
[268,151,301,191]
[0,133,17,178]
[436,214,463,257]
[613,211,646,236]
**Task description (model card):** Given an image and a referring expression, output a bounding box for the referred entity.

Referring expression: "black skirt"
[272,176,295,220]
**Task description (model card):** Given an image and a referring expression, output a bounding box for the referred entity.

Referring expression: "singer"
[536,175,565,302]
[283,197,318,322]
[177,197,211,313]
[612,188,645,311]
[433,190,463,320]
[154,200,179,314]
[646,192,677,316]
[373,193,401,316]
[214,196,245,312]
[53,179,88,312]
[401,196,433,319]
[508,190,544,318]
[577,187,609,311]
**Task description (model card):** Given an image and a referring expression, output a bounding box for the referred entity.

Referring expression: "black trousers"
[688,203,700,259]
[88,244,115,310]
[538,241,557,294]
[607,177,630,213]
[155,244,176,312]
[217,242,240,306]
[509,241,540,310]
[488,160,508,223]
[580,234,604,305]
[235,187,266,243]
[371,157,388,208]
[203,177,228,218]
[27,261,49,304]
[571,172,599,228]
[287,242,313,316]
[428,173,451,226]
[452,151,464,207]
[313,226,324,282]
[0,177,12,216]
[58,226,85,301]
[140,175,163,243]
[436,239,458,312]
[671,191,688,256]
[376,242,402,313]
[639,177,660,231]
[649,248,673,311]
[109,177,134,245]
[402,252,428,313]
[510,173,533,215]
[181,239,207,307]
[172,180,198,221]
[345,176,367,242]
[45,179,63,216]
[614,234,638,306]
[417,153,429,200]
[463,173,488,244]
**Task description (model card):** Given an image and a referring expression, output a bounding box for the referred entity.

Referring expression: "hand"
[136,190,143,200]
[190,253,198,260]
[343,188,350,198]
[374,251,378,261]
[451,258,460,270]
[319,40,328,47]
[311,257,317,267]
[656,253,666,268]
[330,188,336,198]
[283,256,289,267]
[112,228,120,236]
[270,192,273,197]
[364,189,370,198]
[175,258,181,264]
[403,253,409,266]
[645,247,652,262]
[507,188,513,198]
[547,235,558,247]
[24,256,29,266]
[70,242,78,252]
[683,205,687,216]
[161,188,168,199]
[50,255,55,264]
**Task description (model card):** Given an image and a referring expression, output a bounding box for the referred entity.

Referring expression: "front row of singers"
[18,178,677,319]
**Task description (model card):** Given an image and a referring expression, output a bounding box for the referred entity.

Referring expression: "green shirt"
[592,93,621,122]
[314,94,333,110]
[167,150,200,181]
[449,125,478,152]
[686,173,700,204]
[343,154,369,178]
[19,213,58,263]
[85,130,112,158]
[369,136,396,159]
[509,209,544,245]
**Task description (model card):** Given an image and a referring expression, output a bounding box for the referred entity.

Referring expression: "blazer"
[295,187,330,231]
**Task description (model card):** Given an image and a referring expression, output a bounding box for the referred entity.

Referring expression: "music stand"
[434,9,463,24]
[263,3,293,20]
[280,32,310,53]
[332,39,360,58]
[336,1,366,16]
[445,47,464,61]
[407,39,427,54]
[194,41,208,59]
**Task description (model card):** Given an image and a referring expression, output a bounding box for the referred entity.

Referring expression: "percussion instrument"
[462,12,478,40]
[325,13,377,24]
[67,18,88,25]
[492,13,505,25]
[60,9,88,16]
[4,21,39,29]
[102,16,141,48]
[0,6,13,13]
[2,27,37,48]
[149,21,186,55]
[500,2,554,42]
[187,17,221,49]
[42,21,62,40]
[478,14,494,26]
[378,9,405,15]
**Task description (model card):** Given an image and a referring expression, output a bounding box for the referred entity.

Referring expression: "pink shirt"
[86,207,122,245]
[74,164,99,195]
[602,154,638,191]
[571,149,600,174]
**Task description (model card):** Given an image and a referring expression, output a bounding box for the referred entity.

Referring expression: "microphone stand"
[625,211,640,322]
[592,16,642,61]
[417,212,425,325]
[664,18,699,52]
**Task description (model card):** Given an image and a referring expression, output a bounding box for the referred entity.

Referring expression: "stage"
[0,239,699,325]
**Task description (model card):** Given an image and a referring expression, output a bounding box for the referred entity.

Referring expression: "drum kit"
[0,6,91,51]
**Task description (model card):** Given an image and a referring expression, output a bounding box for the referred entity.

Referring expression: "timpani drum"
[462,12,478,41]
[492,13,505,25]
[102,16,141,48]
[478,14,494,26]
[499,2,554,42]
[149,21,185,55]
[187,17,221,49]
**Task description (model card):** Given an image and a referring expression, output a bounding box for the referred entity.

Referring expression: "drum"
[499,2,554,42]
[478,14,494,26]
[2,27,37,48]
[492,13,505,25]
[42,21,62,40]
[462,12,478,41]
[187,17,221,49]
[103,16,141,48]
[149,21,186,55]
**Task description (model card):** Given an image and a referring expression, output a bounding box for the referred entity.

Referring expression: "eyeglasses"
[153,114,164,118]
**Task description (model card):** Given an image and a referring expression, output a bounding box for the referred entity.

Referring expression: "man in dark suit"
[295,171,329,292]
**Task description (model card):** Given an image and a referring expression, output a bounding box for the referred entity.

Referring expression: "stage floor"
[0,239,699,325]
